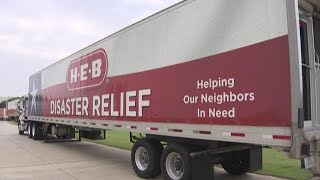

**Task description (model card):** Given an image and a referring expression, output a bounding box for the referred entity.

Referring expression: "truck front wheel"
[131,139,163,179]
[18,121,24,135]
[222,150,250,175]
[161,144,191,180]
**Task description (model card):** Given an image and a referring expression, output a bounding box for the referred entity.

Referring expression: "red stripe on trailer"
[169,129,183,133]
[199,131,211,135]
[147,127,158,131]
[130,126,137,129]
[273,135,291,140]
[173,129,182,133]
[231,132,245,137]
[150,127,158,131]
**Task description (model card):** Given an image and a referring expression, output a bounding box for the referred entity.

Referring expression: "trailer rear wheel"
[32,123,36,139]
[32,122,44,140]
[28,122,33,138]
[161,144,191,180]
[222,150,250,175]
[131,139,163,178]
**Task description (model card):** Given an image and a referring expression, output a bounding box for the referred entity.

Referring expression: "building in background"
[0,108,6,120]
[0,97,11,102]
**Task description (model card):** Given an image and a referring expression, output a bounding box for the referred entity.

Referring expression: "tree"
[0,101,6,108]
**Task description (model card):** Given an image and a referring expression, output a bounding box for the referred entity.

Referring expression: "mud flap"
[190,152,214,180]
[249,145,262,172]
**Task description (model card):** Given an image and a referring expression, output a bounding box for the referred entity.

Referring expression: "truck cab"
[16,96,28,135]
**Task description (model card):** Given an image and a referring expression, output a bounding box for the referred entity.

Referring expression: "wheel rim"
[166,152,184,180]
[135,147,149,171]
[32,124,36,137]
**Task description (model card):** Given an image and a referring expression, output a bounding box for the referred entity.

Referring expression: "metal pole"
[314,53,320,124]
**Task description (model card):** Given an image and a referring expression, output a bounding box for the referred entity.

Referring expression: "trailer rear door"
[299,11,320,127]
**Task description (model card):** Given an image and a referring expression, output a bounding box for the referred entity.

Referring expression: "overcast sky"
[0,0,181,97]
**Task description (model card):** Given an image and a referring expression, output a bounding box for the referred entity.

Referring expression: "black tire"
[18,121,24,135]
[28,122,33,138]
[161,144,191,180]
[222,150,250,175]
[32,122,44,140]
[32,122,37,140]
[131,139,163,179]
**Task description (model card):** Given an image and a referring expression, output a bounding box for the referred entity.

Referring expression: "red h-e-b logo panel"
[66,49,108,90]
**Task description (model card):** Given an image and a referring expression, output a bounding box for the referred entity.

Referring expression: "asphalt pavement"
[0,121,285,180]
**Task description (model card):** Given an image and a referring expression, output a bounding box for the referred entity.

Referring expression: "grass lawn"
[258,148,312,180]
[80,130,312,180]
[79,130,134,151]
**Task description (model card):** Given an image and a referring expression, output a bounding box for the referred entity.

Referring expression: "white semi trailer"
[7,97,20,121]
[17,0,320,179]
